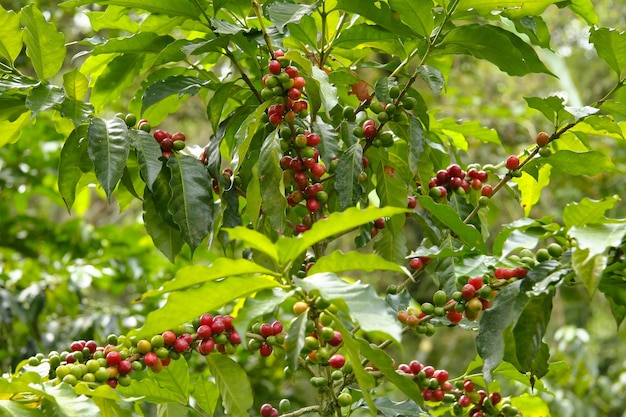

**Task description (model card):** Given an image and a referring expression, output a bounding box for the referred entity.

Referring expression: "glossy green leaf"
[312,120,341,167]
[285,15,317,50]
[311,66,338,112]
[58,126,90,211]
[525,95,567,124]
[590,27,626,77]
[39,383,101,417]
[0,8,23,64]
[417,195,487,252]
[0,110,30,148]
[258,132,287,234]
[207,82,242,132]
[308,250,411,277]
[455,0,558,18]
[599,261,626,328]
[513,16,551,49]
[87,117,130,201]
[284,309,309,371]
[20,5,66,80]
[563,196,621,229]
[417,65,445,95]
[336,0,417,37]
[157,403,189,417]
[142,75,210,114]
[192,379,219,416]
[143,184,184,262]
[117,378,184,403]
[25,83,64,117]
[152,358,189,400]
[332,23,406,59]
[296,273,402,341]
[206,355,253,417]
[223,227,279,262]
[439,24,552,76]
[138,275,280,337]
[335,143,364,210]
[437,117,501,145]
[372,398,429,417]
[567,0,598,25]
[266,1,316,33]
[569,223,626,259]
[277,206,410,265]
[129,129,162,190]
[141,261,278,299]
[0,400,46,417]
[388,0,433,38]
[93,33,174,55]
[60,97,94,127]
[167,153,213,253]
[542,150,618,175]
[59,0,200,18]
[90,54,145,111]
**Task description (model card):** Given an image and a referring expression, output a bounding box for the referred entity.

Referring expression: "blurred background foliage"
[1,1,625,416]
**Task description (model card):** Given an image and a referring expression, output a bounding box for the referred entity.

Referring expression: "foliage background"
[1,1,625,416]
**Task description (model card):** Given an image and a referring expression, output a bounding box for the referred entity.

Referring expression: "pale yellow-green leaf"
[0,8,23,64]
[0,112,32,147]
[513,164,551,216]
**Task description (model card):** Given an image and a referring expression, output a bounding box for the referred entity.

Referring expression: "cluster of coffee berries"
[152,129,186,159]
[397,360,453,402]
[353,118,395,147]
[247,320,285,357]
[449,277,495,322]
[26,313,241,389]
[262,52,308,124]
[493,267,528,281]
[408,256,432,271]
[427,163,491,200]
[370,217,386,237]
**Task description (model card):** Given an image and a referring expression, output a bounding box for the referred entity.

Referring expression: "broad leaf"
[63,69,89,100]
[143,174,184,262]
[541,150,618,175]
[59,0,200,18]
[417,65,445,95]
[223,227,279,262]
[266,1,316,33]
[284,309,309,371]
[20,5,66,80]
[388,0,434,38]
[439,24,552,76]
[525,95,567,124]
[87,117,130,201]
[308,250,411,277]
[417,195,487,252]
[0,8,23,64]
[129,129,163,190]
[192,379,219,416]
[39,383,101,417]
[336,0,417,38]
[206,355,253,417]
[25,84,63,117]
[167,153,213,253]
[296,273,402,341]
[599,261,626,328]
[151,359,189,401]
[117,378,184,404]
[563,196,621,229]
[372,398,429,417]
[258,132,287,234]
[590,27,626,77]
[58,126,90,211]
[142,75,210,114]
[510,393,552,417]
[93,32,175,55]
[513,165,551,216]
[138,275,280,337]
[0,401,46,417]
[455,0,558,18]
[335,143,364,209]
[569,223,626,259]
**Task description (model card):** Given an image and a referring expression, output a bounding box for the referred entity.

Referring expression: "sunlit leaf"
[206,355,253,417]
[20,5,66,79]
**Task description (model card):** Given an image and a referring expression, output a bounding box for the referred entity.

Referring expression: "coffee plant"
[1,0,626,416]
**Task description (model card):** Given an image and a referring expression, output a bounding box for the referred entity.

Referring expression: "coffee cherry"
[268,60,281,75]
[547,242,564,258]
[458,394,472,407]
[409,257,423,270]
[407,196,417,209]
[433,290,447,307]
[468,276,483,290]
[505,155,520,170]
[536,131,550,147]
[337,392,353,407]
[106,351,121,367]
[461,284,476,300]
[143,351,158,367]
[446,309,463,324]
[467,297,483,313]
[536,248,550,262]
[259,343,273,357]
[481,184,493,197]
[118,360,133,375]
[329,354,346,369]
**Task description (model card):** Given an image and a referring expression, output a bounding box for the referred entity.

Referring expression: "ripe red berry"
[459,394,472,407]
[446,309,463,324]
[160,138,174,151]
[143,351,158,367]
[447,164,463,178]
[70,340,85,352]
[306,198,320,213]
[106,351,121,366]
[513,267,527,278]
[260,404,275,417]
[363,122,377,139]
[461,283,477,300]
[197,325,212,340]
[230,331,242,344]
[173,338,189,353]
[422,365,435,377]
[306,133,320,147]
[481,184,493,197]
[536,131,550,147]
[436,169,449,184]
[171,132,186,142]
[162,330,176,345]
[288,88,301,101]
[118,360,133,375]
[506,155,520,170]
[268,113,282,125]
[328,331,343,347]
[106,378,118,388]
[268,60,281,75]
[463,380,475,392]
[409,360,423,374]
[293,76,306,89]
[260,323,273,338]
[374,218,386,229]
[471,178,482,190]
[433,388,445,402]
[434,369,449,384]
[328,354,346,369]
[489,392,502,405]
[310,163,326,179]
[198,338,215,355]
[85,340,98,353]
[468,276,483,290]
[271,321,283,335]
[212,317,226,333]
[259,343,273,357]
[407,196,417,209]
[285,65,299,78]
[153,129,169,142]
[467,168,479,179]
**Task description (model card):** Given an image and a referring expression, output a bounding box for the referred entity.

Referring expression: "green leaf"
[206,355,253,417]
[192,379,219,416]
[336,0,417,38]
[417,195,487,252]
[513,16,551,49]
[234,288,292,349]
[590,27,626,77]
[129,129,162,190]
[223,227,279,262]
[152,358,189,401]
[140,261,278,299]
[207,82,243,132]
[60,97,94,127]
[308,250,411,277]
[332,23,406,59]
[417,65,445,95]
[510,393,551,417]
[20,5,66,80]
[513,165,551,216]
[439,24,552,76]
[93,32,175,55]
[599,261,626,328]
[117,378,184,403]
[138,275,280,337]
[0,8,23,64]
[157,403,189,417]
[388,0,433,38]
[371,398,429,417]
[567,0,598,25]
[63,69,89,100]
[455,0,558,18]
[277,206,410,265]
[58,126,90,211]
[266,1,316,33]
[525,95,567,124]
[311,66,338,112]
[143,184,184,262]
[258,132,287,234]
[406,115,425,169]
[437,117,501,145]
[142,75,210,114]
[312,120,340,167]
[563,195,621,229]
[284,309,309,371]
[542,150,618,175]
[59,0,200,18]
[335,143,364,209]
[296,273,402,341]
[0,400,46,417]
[167,153,213,253]
[87,117,130,202]
[25,83,64,117]
[569,223,626,259]
[40,383,101,417]
[90,54,145,111]
[0,109,31,148]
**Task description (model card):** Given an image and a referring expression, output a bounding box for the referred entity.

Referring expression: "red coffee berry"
[70,340,85,352]
[446,309,463,324]
[306,198,320,213]
[310,163,326,179]
[285,65,299,78]
[461,283,476,300]
[536,131,550,147]
[173,338,189,353]
[481,184,493,197]
[434,369,449,384]
[143,351,158,367]
[106,378,118,388]
[476,170,488,181]
[197,325,212,340]
[363,123,377,139]
[293,76,306,89]
[506,155,520,170]
[118,360,132,375]
[171,132,186,142]
[407,196,417,209]
[162,330,176,345]
[328,354,346,369]
[409,258,423,270]
[471,178,482,190]
[463,380,475,392]
[447,164,463,178]
[106,351,121,367]
[459,394,472,407]
[374,218,386,229]
[260,404,275,417]
[212,317,226,333]
[398,363,411,373]
[260,323,273,338]
[259,343,273,357]
[288,88,301,101]
[268,60,281,75]
[422,365,435,378]
[328,331,343,347]
[489,392,502,405]
[294,224,309,234]
[468,276,483,290]
[229,331,242,344]
[467,168,479,179]
[222,315,234,331]
[198,338,215,355]
[271,321,283,335]
[85,340,98,353]
[436,169,449,184]
[433,388,445,402]
[409,360,423,374]
[306,133,320,147]
[153,129,169,142]
[513,267,527,278]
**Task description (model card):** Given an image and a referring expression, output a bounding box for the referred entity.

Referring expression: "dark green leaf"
[311,120,340,167]
[206,355,253,417]
[143,186,184,262]
[93,32,175,55]
[336,0,417,38]
[388,0,433,38]
[25,83,64,117]
[372,397,429,417]
[90,54,146,111]
[58,126,90,211]
[439,24,553,76]
[513,16,551,49]
[374,77,391,104]
[525,95,566,124]
[59,0,201,18]
[285,309,309,371]
[258,132,287,234]
[599,261,626,328]
[590,27,626,77]
[285,15,317,48]
[87,117,130,201]
[142,75,210,114]
[224,227,279,262]
[417,195,487,252]
[129,129,163,191]
[117,378,184,403]
[20,5,66,79]
[417,65,444,94]
[234,288,292,348]
[167,153,213,253]
[335,143,364,210]
[207,82,243,132]
[0,8,23,64]
[266,1,317,33]
[60,97,94,127]
[332,23,406,58]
